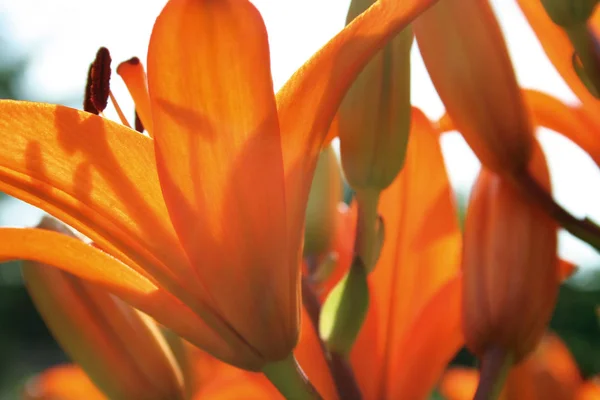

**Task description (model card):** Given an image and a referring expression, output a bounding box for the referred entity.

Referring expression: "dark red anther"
[83,64,99,115]
[90,47,112,112]
[123,56,141,66]
[134,110,145,133]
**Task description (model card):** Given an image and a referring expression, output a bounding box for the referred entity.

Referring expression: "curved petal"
[147,0,293,358]
[0,227,248,368]
[276,0,439,260]
[350,109,461,399]
[523,89,600,168]
[23,364,106,400]
[388,277,463,399]
[439,368,479,400]
[295,307,339,400]
[516,0,600,122]
[578,380,600,400]
[0,101,199,304]
[194,374,280,400]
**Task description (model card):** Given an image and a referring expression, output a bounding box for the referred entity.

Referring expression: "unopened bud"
[304,145,342,255]
[319,256,369,355]
[339,0,413,192]
[24,217,185,400]
[462,146,558,363]
[541,0,599,27]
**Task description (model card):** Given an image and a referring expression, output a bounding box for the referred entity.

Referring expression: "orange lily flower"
[0,0,439,373]
[159,106,463,400]
[414,0,534,175]
[440,333,586,400]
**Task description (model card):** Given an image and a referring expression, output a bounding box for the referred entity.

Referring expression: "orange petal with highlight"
[505,333,582,400]
[0,100,196,305]
[523,89,600,168]
[387,276,463,399]
[439,368,479,400]
[294,307,339,400]
[23,364,106,400]
[148,0,293,362]
[351,108,462,399]
[577,379,600,400]
[0,227,245,367]
[517,0,600,121]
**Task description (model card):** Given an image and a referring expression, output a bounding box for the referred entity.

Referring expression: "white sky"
[1,0,600,274]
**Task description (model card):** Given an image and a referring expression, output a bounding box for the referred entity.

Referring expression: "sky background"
[1,0,600,280]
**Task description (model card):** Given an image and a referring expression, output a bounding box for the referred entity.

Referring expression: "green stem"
[301,277,364,400]
[263,354,323,400]
[354,189,380,271]
[474,347,513,400]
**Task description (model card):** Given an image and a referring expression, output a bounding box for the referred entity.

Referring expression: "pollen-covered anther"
[90,47,112,112]
[83,64,99,115]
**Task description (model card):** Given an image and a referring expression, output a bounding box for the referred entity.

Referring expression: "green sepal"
[319,256,369,355]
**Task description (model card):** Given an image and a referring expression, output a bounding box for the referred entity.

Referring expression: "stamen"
[90,47,112,112]
[117,57,154,136]
[83,64,99,115]
[109,91,132,129]
[134,110,145,133]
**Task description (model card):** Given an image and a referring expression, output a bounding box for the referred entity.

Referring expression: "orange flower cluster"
[0,0,599,398]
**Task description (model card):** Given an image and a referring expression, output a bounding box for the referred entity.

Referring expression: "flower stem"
[354,189,380,271]
[301,277,364,400]
[514,171,600,252]
[474,347,513,400]
[263,354,323,400]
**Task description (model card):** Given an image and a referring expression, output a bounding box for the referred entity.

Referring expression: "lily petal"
[295,307,339,400]
[147,0,292,361]
[388,276,463,399]
[0,227,243,366]
[523,89,600,168]
[439,368,479,400]
[350,108,461,399]
[0,101,198,303]
[23,364,106,400]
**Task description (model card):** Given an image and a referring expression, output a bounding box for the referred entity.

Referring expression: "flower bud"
[462,146,558,363]
[23,217,185,400]
[304,145,343,256]
[339,0,413,192]
[414,0,534,175]
[541,0,599,27]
